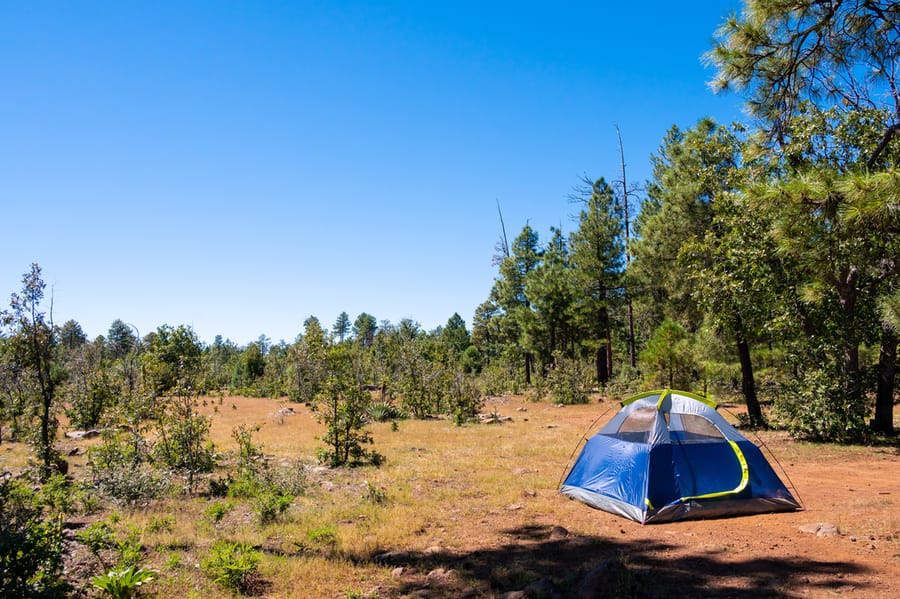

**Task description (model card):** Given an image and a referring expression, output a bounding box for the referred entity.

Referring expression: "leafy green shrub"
[548,353,591,405]
[114,526,144,568]
[88,428,170,504]
[76,521,116,567]
[449,372,483,425]
[145,515,174,533]
[773,367,869,442]
[254,490,293,524]
[203,500,235,525]
[0,476,66,596]
[38,472,78,515]
[153,393,216,493]
[200,541,261,594]
[92,565,156,599]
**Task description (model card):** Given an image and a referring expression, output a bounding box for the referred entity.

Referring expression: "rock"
[426,567,454,583]
[799,522,841,537]
[507,503,524,511]
[549,526,569,540]
[499,592,527,599]
[374,550,411,565]
[391,567,405,578]
[65,430,100,439]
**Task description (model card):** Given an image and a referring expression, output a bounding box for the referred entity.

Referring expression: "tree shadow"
[362,523,871,598]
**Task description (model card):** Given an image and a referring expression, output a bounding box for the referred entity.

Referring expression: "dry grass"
[4,394,899,597]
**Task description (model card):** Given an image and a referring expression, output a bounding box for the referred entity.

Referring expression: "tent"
[560,389,801,524]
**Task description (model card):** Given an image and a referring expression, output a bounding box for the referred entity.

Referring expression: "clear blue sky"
[1,1,745,346]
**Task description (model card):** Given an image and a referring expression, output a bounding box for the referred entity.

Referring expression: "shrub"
[449,372,483,425]
[0,476,66,596]
[773,367,869,442]
[203,500,235,525]
[88,428,170,504]
[254,490,293,524]
[76,521,116,567]
[200,540,261,594]
[548,353,591,405]
[153,393,216,493]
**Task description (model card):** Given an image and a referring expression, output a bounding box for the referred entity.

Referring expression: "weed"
[254,490,293,524]
[145,515,174,534]
[204,500,235,524]
[115,526,144,568]
[361,480,387,504]
[200,540,261,594]
[306,524,338,554]
[76,521,116,567]
[91,565,156,599]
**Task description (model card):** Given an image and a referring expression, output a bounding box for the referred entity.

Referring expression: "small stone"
[391,567,404,578]
[549,526,569,540]
[850,536,857,542]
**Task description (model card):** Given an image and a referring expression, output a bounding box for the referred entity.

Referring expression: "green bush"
[773,367,869,442]
[0,476,66,596]
[200,541,261,594]
[88,428,170,504]
[548,353,591,405]
[76,521,116,567]
[254,490,293,524]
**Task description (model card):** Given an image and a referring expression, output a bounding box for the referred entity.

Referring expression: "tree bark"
[873,321,897,435]
[736,332,766,428]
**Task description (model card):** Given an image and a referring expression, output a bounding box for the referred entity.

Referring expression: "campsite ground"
[8,394,900,597]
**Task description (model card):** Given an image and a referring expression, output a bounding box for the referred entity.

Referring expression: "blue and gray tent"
[560,389,801,524]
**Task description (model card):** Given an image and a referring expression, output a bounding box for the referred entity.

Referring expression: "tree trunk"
[597,346,608,385]
[873,321,896,435]
[736,335,765,428]
[524,352,533,385]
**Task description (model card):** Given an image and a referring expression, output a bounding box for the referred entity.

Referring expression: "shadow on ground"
[363,524,870,598]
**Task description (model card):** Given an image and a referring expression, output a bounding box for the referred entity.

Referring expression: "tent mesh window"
[612,406,657,443]
[670,413,724,443]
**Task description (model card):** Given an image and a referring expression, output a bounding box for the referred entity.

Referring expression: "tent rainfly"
[560,389,801,524]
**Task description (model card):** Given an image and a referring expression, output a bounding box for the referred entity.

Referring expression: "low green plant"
[115,526,144,568]
[92,565,156,599]
[361,480,387,504]
[200,540,261,594]
[203,500,235,524]
[0,476,66,596]
[365,401,400,422]
[306,524,338,554]
[145,515,174,533]
[254,490,293,524]
[76,521,116,567]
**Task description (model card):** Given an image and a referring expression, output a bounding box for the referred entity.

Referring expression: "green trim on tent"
[621,388,717,409]
[679,440,749,503]
[656,389,671,409]
[621,389,663,406]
